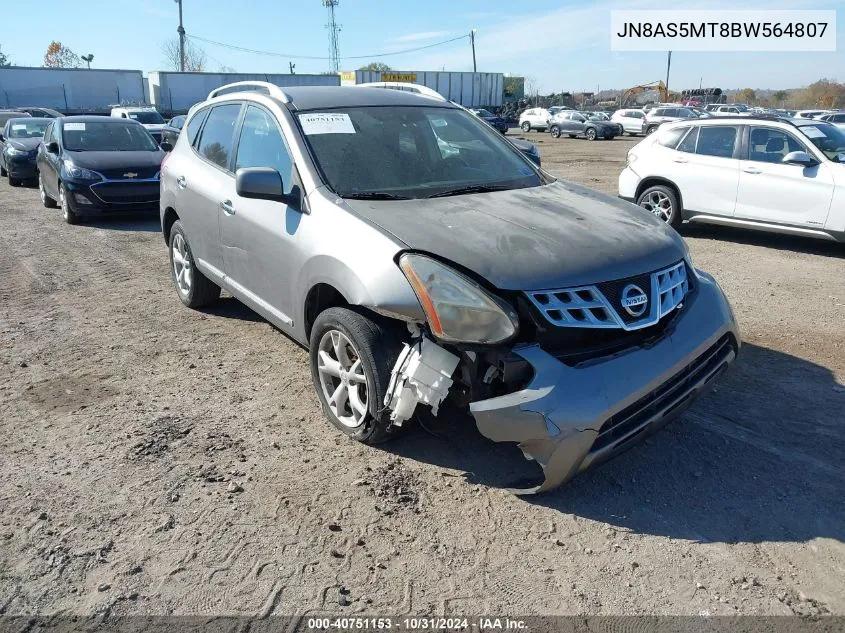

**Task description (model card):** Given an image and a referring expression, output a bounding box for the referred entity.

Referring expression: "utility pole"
[323,0,341,74]
[665,50,672,95]
[470,30,477,72]
[175,0,185,72]
[289,62,296,74]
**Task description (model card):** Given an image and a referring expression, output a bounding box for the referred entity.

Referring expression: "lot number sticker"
[11,124,27,131]
[299,113,355,135]
[64,123,86,131]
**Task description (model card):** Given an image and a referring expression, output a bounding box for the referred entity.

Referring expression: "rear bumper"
[469,271,739,494]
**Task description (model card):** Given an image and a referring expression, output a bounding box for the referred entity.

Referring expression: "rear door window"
[695,126,738,158]
[197,103,242,171]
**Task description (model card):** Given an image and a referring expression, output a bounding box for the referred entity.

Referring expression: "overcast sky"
[2,0,842,92]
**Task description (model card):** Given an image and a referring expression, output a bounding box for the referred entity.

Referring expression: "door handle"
[176,175,187,189]
[742,167,762,174]
[220,200,235,216]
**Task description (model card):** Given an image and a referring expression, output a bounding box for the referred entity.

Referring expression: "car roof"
[6,117,51,122]
[212,86,459,111]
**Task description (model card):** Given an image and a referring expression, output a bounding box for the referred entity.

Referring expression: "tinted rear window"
[696,126,738,158]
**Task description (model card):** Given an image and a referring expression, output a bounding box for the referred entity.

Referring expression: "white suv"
[611,109,645,135]
[110,106,167,144]
[519,108,550,132]
[619,117,845,242]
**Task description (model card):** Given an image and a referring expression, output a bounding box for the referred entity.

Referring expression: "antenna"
[323,0,341,73]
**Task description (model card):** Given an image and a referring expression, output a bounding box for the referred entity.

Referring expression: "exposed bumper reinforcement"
[469,271,739,494]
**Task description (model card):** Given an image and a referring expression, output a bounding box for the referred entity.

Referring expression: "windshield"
[127,111,165,124]
[799,123,845,162]
[298,106,544,199]
[62,121,159,151]
[7,119,49,138]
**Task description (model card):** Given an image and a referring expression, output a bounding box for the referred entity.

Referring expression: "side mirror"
[236,167,299,207]
[782,151,818,167]
[47,141,59,154]
[160,140,174,152]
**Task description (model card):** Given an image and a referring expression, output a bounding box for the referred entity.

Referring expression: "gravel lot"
[1,131,843,618]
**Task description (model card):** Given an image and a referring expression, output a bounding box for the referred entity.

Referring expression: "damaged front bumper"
[469,271,739,494]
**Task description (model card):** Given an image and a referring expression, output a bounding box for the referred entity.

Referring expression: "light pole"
[81,54,94,69]
[175,0,185,72]
[470,30,477,72]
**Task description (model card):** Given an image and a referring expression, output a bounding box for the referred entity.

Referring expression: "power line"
[185,32,470,62]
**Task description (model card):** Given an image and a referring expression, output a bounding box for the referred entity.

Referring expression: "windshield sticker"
[64,122,86,131]
[801,126,825,139]
[299,113,355,135]
[11,124,27,131]
[431,118,448,128]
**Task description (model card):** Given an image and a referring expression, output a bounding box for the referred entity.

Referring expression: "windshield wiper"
[342,192,411,200]
[427,184,514,198]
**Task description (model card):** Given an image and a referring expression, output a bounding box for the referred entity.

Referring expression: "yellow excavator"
[620,81,669,107]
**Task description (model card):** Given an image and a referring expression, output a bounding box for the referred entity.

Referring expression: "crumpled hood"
[344,181,687,290]
[7,138,41,152]
[65,149,164,172]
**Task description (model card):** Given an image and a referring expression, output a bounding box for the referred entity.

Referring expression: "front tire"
[309,307,402,445]
[9,174,21,187]
[169,220,221,308]
[550,126,561,138]
[637,185,681,228]
[585,127,597,141]
[646,125,658,135]
[59,184,80,224]
[521,121,531,132]
[39,172,57,208]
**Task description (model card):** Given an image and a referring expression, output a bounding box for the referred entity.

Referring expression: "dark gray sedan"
[549,111,621,140]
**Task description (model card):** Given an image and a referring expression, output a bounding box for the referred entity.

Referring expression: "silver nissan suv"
[160,82,739,494]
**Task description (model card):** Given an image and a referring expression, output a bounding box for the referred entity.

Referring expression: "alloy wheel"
[316,329,369,428]
[640,190,673,222]
[171,233,193,297]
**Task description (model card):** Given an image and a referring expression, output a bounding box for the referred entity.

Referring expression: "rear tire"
[637,184,682,229]
[8,174,21,187]
[646,125,658,135]
[169,220,221,308]
[309,306,403,445]
[39,172,57,208]
[59,184,80,224]
[521,121,531,132]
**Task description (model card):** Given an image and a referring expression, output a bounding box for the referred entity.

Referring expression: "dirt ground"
[1,132,844,618]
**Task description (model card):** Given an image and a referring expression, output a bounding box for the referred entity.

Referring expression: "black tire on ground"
[59,184,81,224]
[9,174,21,186]
[168,219,221,308]
[636,184,682,229]
[39,172,57,208]
[550,126,561,138]
[309,306,404,445]
[585,128,597,141]
[521,121,531,132]
[646,125,658,135]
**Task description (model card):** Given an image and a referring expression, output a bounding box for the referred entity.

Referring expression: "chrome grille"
[526,261,689,332]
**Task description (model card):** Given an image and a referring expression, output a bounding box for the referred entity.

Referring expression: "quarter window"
[676,127,699,153]
[657,126,689,149]
[235,105,294,192]
[695,126,738,158]
[186,108,210,147]
[197,104,242,170]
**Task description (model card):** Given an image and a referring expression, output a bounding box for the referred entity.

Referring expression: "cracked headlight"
[62,159,101,181]
[399,253,519,344]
